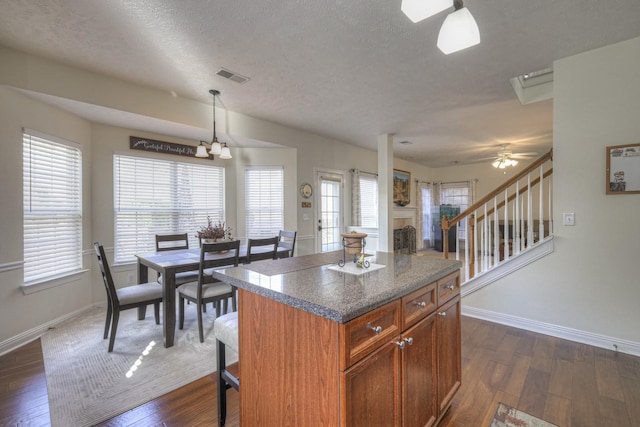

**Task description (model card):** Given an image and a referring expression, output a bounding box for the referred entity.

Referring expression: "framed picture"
[606,143,640,194]
[393,169,411,205]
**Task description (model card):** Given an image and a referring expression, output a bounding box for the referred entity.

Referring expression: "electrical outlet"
[562,212,575,226]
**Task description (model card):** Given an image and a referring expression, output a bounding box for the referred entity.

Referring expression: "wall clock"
[300,183,313,198]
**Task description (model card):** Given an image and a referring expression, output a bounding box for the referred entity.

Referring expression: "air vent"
[216,68,250,84]
[398,140,413,145]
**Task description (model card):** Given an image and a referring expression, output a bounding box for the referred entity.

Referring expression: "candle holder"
[338,232,370,268]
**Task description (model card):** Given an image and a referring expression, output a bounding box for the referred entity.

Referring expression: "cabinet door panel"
[436,295,461,415]
[402,314,437,427]
[341,341,401,427]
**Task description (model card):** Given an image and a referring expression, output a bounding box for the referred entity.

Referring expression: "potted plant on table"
[197,217,233,244]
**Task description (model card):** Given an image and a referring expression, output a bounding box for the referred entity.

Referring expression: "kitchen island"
[211,251,462,427]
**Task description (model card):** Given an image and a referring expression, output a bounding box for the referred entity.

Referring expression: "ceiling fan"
[486,144,538,168]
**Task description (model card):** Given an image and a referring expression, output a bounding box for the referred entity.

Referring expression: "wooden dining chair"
[277,230,297,258]
[94,242,163,352]
[245,236,279,264]
[178,240,241,343]
[155,233,199,287]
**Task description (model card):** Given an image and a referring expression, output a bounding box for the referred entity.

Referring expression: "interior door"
[316,171,344,253]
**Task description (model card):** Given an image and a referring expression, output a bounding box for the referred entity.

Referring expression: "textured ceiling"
[1,0,640,167]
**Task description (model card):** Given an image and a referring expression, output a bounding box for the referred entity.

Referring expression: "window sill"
[21,269,90,295]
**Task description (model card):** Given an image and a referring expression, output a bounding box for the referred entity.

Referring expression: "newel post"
[441,215,450,259]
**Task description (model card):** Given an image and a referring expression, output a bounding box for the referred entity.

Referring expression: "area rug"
[489,402,559,427]
[41,305,236,427]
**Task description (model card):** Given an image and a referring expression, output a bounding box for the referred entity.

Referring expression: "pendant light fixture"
[195,89,232,159]
[401,0,452,23]
[437,0,480,55]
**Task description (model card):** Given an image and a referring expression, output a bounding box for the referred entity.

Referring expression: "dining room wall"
[0,87,94,350]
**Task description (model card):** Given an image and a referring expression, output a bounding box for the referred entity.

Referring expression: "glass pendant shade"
[195,142,209,158]
[220,144,232,159]
[210,141,222,156]
[401,0,452,23]
[437,7,480,54]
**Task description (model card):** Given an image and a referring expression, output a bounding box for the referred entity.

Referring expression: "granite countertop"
[210,251,462,323]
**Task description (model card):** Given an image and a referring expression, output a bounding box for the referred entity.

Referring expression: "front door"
[316,170,344,253]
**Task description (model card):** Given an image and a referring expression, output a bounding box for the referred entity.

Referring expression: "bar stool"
[214,311,240,427]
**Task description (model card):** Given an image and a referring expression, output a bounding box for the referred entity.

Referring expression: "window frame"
[113,154,225,263]
[245,166,285,239]
[23,129,83,286]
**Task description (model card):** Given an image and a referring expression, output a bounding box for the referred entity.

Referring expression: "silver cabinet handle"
[404,337,414,346]
[393,340,405,348]
[367,323,382,334]
[438,312,446,317]
[414,301,426,307]
[446,284,455,290]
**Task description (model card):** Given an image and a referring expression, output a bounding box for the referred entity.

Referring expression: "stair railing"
[441,149,553,282]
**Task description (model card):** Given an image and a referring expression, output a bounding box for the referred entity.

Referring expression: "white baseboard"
[0,304,96,357]
[462,306,640,357]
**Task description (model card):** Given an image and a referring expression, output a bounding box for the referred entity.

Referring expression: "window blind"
[245,167,284,238]
[23,130,83,284]
[114,155,224,263]
[359,175,378,228]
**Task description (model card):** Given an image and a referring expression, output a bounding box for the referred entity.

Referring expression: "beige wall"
[463,36,640,349]
[0,87,94,344]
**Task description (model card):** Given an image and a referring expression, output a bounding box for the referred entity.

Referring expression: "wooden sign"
[129,136,204,158]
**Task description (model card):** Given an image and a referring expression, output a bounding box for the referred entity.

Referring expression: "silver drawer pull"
[414,301,427,308]
[367,323,383,334]
[404,337,414,346]
[438,312,446,317]
[446,284,455,290]
[393,340,405,349]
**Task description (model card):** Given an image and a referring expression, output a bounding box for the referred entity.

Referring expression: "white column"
[378,134,394,252]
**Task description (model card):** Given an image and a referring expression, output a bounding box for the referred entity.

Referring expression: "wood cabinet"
[238,270,461,427]
[339,271,460,427]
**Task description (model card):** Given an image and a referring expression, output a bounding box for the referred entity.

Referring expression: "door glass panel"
[320,178,341,252]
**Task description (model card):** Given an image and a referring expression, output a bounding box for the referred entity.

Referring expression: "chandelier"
[196,89,232,160]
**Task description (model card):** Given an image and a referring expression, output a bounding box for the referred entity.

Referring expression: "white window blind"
[114,155,224,263]
[245,167,284,238]
[359,175,378,228]
[23,130,83,284]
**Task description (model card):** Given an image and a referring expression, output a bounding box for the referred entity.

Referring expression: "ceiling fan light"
[401,0,452,23]
[437,7,480,55]
[492,160,501,168]
[195,142,209,158]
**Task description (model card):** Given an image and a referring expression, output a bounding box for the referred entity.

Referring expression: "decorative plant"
[197,217,232,240]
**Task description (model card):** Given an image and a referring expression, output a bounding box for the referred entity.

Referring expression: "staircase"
[441,149,554,294]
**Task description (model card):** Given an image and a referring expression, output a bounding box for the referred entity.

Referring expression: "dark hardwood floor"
[2,316,639,426]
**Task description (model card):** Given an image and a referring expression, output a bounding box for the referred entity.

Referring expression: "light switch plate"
[563,212,575,226]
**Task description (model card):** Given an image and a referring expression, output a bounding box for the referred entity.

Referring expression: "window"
[440,182,470,240]
[359,175,378,228]
[23,130,83,284]
[245,167,284,238]
[114,155,224,263]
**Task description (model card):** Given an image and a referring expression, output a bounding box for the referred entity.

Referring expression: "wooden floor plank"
[571,360,603,426]
[543,394,571,427]
[595,356,626,401]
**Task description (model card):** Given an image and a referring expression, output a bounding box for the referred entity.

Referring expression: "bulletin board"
[606,143,640,194]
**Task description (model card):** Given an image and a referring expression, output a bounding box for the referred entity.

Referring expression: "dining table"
[136,243,289,348]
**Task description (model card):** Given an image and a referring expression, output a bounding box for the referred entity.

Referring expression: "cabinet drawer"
[401,282,436,330]
[437,271,460,305]
[340,300,401,370]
